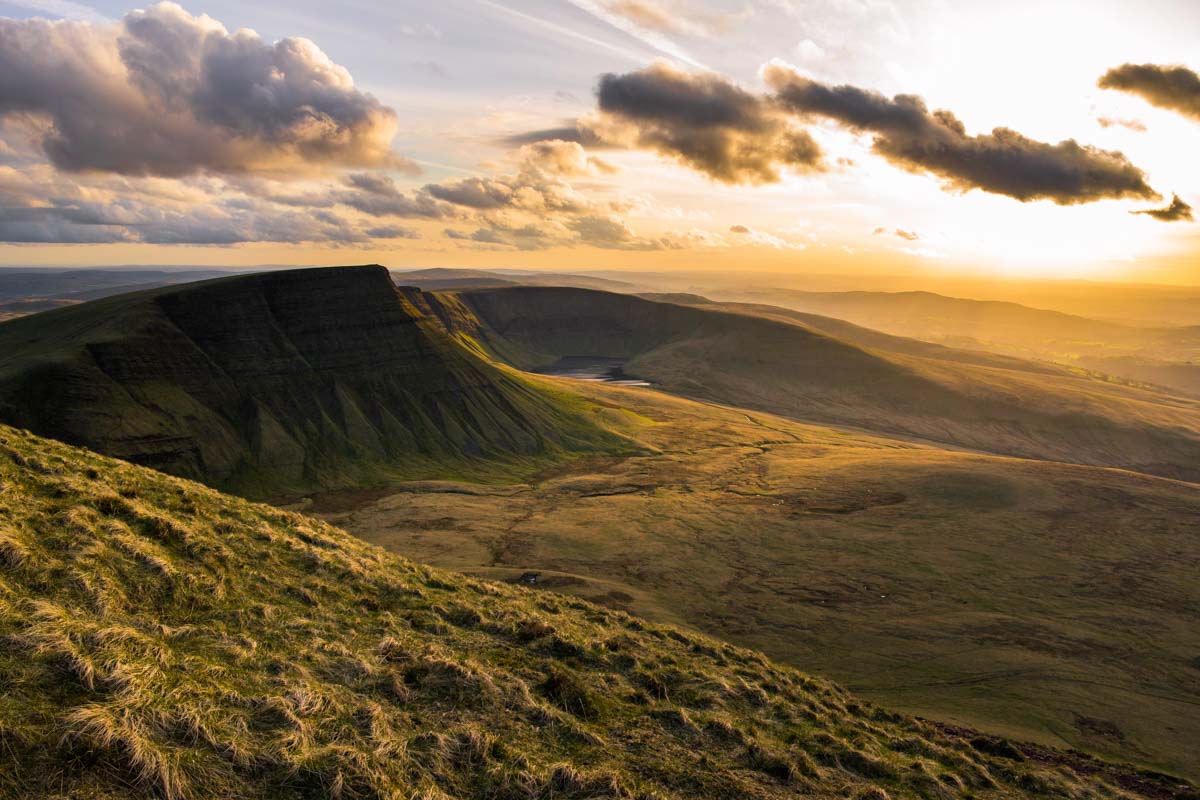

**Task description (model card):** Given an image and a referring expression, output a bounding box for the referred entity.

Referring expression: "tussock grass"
[0,424,1192,799]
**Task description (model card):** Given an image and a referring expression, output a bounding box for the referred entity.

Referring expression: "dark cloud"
[366,225,420,239]
[498,123,611,149]
[425,177,518,210]
[0,3,407,177]
[1099,63,1200,120]
[595,62,822,184]
[338,173,450,218]
[0,190,401,245]
[0,205,132,243]
[764,64,1158,205]
[729,224,751,234]
[1132,194,1193,222]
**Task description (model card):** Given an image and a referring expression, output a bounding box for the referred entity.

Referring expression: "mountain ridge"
[0,266,629,498]
[450,286,1200,482]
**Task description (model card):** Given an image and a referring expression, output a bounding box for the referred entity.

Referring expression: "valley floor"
[305,378,1200,782]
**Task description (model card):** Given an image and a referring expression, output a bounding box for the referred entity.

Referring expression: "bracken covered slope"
[1,424,1196,800]
[0,267,628,498]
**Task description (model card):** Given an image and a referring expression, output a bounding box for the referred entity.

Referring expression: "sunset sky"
[2,0,1199,282]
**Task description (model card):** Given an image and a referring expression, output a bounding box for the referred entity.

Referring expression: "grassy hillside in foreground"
[451,287,1200,482]
[316,377,1200,782]
[2,424,1197,800]
[0,267,633,499]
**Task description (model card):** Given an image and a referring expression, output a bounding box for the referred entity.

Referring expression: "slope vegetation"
[0,267,629,498]
[452,287,1200,481]
[2,423,1195,800]
[321,377,1200,782]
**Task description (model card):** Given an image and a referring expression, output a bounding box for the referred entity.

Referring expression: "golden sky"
[1,0,1198,283]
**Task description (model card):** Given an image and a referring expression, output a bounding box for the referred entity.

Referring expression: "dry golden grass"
[2,423,1193,799]
[318,377,1200,783]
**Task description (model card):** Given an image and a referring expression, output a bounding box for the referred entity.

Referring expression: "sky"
[1,0,1199,283]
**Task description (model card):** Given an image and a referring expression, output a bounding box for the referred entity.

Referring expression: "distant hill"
[394,267,643,293]
[3,421,1193,800]
[450,287,1200,482]
[0,266,240,305]
[726,288,1200,398]
[0,267,629,498]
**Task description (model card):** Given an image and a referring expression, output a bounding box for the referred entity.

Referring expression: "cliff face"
[0,267,621,496]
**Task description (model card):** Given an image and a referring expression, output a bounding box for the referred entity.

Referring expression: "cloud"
[873,226,918,240]
[366,225,421,239]
[594,0,746,37]
[1099,63,1200,121]
[4,0,108,22]
[764,62,1158,205]
[726,223,794,248]
[600,0,677,32]
[518,139,618,176]
[338,173,450,218]
[424,170,590,214]
[1132,194,1193,222]
[0,3,405,177]
[1097,116,1146,132]
[568,214,666,249]
[498,122,613,149]
[0,204,132,243]
[595,62,822,184]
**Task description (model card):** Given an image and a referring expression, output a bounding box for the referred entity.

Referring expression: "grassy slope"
[320,378,1200,782]
[6,426,1191,799]
[0,268,634,499]
[452,287,1200,482]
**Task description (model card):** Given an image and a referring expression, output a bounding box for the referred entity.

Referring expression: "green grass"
[322,378,1200,783]
[2,424,1192,799]
[0,267,639,500]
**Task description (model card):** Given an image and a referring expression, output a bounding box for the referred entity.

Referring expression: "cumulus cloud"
[1099,63,1200,121]
[1132,194,1194,222]
[518,140,618,176]
[0,3,405,177]
[595,62,822,184]
[764,63,1158,205]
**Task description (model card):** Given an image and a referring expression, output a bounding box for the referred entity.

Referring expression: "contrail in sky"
[475,0,706,70]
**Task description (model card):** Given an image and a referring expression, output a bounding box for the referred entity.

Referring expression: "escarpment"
[0,266,624,496]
